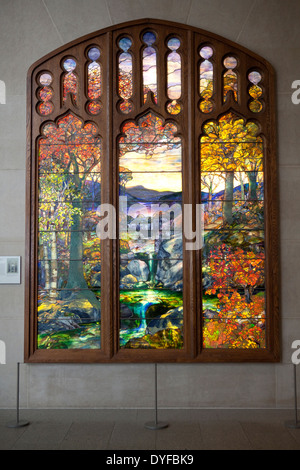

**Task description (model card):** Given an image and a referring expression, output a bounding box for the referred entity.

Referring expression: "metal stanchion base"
[145,421,169,430]
[6,363,30,429]
[144,364,169,431]
[6,420,30,428]
[285,420,300,429]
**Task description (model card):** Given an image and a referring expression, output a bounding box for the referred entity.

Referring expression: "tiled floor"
[1,408,300,450]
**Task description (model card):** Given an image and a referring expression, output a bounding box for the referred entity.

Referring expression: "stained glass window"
[201,112,265,349]
[37,72,54,115]
[223,56,238,102]
[118,113,183,349]
[87,47,102,115]
[248,70,263,113]
[118,37,133,114]
[37,114,101,349]
[142,31,157,103]
[166,38,182,115]
[26,20,279,363]
[199,46,214,113]
[62,58,78,106]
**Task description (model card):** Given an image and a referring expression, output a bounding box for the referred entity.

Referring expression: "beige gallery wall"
[0,0,300,409]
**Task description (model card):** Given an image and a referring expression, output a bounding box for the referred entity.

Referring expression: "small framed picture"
[0,256,21,284]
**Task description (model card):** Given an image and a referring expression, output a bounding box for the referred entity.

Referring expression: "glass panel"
[202,241,265,349]
[202,230,265,259]
[118,37,133,114]
[119,112,183,349]
[223,56,238,102]
[248,70,263,113]
[142,31,157,103]
[87,47,102,115]
[37,113,101,350]
[201,112,265,349]
[203,316,266,349]
[120,290,183,349]
[38,101,54,116]
[62,58,78,105]
[38,201,101,232]
[38,173,101,202]
[199,45,214,113]
[167,37,182,115]
[201,172,264,201]
[38,73,54,115]
[203,200,264,230]
[87,48,101,100]
[39,72,53,86]
[37,288,101,350]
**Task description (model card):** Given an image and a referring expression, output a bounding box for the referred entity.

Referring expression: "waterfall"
[133,300,152,334]
[148,253,154,285]
[119,297,159,346]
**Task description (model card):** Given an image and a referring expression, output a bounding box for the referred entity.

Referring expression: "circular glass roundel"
[199,46,213,59]
[142,31,156,46]
[119,37,132,52]
[88,47,101,61]
[63,58,77,72]
[39,72,52,86]
[167,37,180,51]
[87,101,102,115]
[248,71,262,85]
[223,56,237,69]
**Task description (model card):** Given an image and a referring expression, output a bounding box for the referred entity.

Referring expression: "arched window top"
[25,19,279,363]
[28,18,274,122]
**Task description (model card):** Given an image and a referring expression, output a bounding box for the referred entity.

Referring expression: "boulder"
[120,274,138,289]
[127,259,149,282]
[155,259,183,289]
[120,303,134,318]
[158,237,183,259]
[90,271,101,287]
[37,297,100,334]
[146,306,183,335]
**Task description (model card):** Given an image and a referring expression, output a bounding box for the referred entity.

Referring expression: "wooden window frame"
[25,19,280,363]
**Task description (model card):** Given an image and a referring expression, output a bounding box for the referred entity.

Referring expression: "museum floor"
[1,408,300,450]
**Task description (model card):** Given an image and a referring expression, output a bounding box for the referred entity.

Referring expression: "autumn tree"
[39,171,82,299]
[204,244,265,348]
[39,113,101,310]
[201,112,263,225]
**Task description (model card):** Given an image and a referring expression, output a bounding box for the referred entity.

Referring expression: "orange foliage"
[204,244,265,349]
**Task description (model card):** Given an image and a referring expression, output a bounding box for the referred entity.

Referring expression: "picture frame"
[0,256,21,284]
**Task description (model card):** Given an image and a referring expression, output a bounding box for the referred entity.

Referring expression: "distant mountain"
[201,182,264,201]
[126,185,181,201]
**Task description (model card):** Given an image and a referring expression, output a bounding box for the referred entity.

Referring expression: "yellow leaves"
[208,132,218,139]
[226,163,236,171]
[201,112,263,173]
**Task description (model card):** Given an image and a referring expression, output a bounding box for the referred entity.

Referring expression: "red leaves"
[204,245,265,348]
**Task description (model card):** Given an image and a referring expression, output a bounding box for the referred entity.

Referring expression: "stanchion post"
[144,363,168,430]
[6,362,30,428]
[286,363,300,429]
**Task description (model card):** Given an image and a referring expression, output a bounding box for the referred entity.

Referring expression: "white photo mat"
[0,256,21,284]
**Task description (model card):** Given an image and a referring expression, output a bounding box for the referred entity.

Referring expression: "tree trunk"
[49,230,57,301]
[208,182,213,211]
[244,286,253,304]
[43,242,50,290]
[65,210,100,312]
[239,173,245,201]
[223,171,234,225]
[248,171,257,200]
